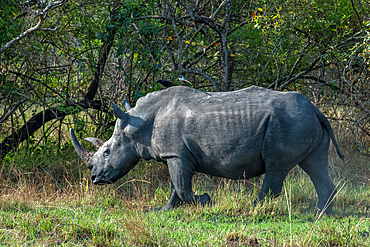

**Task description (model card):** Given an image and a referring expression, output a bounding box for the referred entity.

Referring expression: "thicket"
[1,1,370,245]
[0,0,369,172]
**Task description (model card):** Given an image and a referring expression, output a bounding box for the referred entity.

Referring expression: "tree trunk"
[0,1,120,160]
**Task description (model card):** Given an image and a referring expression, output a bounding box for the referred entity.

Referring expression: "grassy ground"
[1,147,370,246]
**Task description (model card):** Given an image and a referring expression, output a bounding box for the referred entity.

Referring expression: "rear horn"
[123,100,132,111]
[84,137,105,150]
[111,101,129,120]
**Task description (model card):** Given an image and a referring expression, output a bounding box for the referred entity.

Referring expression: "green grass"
[0,148,370,246]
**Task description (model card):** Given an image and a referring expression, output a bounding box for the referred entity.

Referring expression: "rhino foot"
[161,204,175,211]
[161,193,211,211]
[161,200,183,211]
[196,193,212,206]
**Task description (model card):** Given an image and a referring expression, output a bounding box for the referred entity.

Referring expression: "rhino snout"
[91,174,113,185]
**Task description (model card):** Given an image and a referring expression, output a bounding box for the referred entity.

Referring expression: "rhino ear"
[84,137,105,150]
[123,100,132,111]
[111,101,129,120]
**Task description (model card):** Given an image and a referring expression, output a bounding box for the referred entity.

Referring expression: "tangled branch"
[0,0,67,54]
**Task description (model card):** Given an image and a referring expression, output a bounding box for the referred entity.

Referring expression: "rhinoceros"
[70,86,344,213]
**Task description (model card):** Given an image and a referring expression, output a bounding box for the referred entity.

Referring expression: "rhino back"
[132,86,322,179]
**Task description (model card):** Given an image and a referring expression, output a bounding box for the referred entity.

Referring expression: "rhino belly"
[194,154,266,180]
[184,133,266,179]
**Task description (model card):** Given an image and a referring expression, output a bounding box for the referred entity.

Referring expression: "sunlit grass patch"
[1,149,370,246]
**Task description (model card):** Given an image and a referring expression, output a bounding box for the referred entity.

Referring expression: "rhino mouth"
[92,175,113,185]
[94,180,113,185]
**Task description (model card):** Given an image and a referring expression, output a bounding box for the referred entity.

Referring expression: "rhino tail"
[315,108,344,160]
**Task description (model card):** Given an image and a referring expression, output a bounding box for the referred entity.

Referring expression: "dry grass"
[0,145,370,246]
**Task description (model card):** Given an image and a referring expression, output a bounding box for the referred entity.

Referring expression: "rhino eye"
[103,149,110,157]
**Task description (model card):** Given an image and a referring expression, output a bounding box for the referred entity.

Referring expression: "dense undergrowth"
[0,144,370,246]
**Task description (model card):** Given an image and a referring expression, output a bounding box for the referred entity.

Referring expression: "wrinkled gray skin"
[70,86,344,214]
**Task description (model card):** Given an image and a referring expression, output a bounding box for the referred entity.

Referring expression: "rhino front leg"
[164,157,211,209]
[257,169,289,202]
[162,182,183,211]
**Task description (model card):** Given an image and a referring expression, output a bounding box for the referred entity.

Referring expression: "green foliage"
[0,0,21,47]
[1,0,370,166]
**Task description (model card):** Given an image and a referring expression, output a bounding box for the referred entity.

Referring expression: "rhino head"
[70,101,140,184]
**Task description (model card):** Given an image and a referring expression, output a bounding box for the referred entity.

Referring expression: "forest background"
[1,0,370,246]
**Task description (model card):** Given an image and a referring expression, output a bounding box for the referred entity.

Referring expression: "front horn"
[70,128,94,166]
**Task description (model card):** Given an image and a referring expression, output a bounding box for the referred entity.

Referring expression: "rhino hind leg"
[299,129,336,214]
[164,157,211,210]
[300,163,336,215]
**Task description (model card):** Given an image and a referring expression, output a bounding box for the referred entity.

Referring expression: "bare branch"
[0,0,67,54]
[0,0,120,159]
[278,56,321,90]
[357,0,369,20]
[219,0,233,91]
[270,30,364,90]
[177,67,219,90]
[285,42,311,83]
[84,0,120,102]
[300,76,341,91]
[178,0,223,34]
[350,0,362,27]
[0,98,28,125]
[211,0,228,20]
[39,26,60,31]
[134,15,195,27]
[8,70,98,123]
